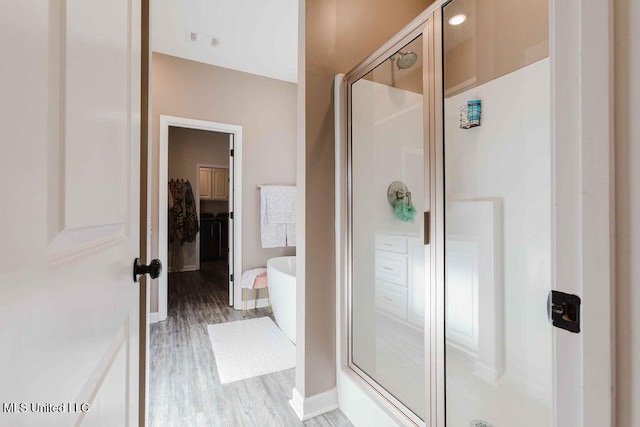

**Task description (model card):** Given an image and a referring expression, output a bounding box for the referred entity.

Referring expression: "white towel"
[261,187,286,248]
[260,185,297,248]
[286,224,296,247]
[241,268,267,289]
[265,186,296,224]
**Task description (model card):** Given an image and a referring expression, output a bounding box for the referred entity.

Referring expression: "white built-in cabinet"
[375,233,426,328]
[199,167,229,201]
[408,241,426,326]
[199,168,212,199]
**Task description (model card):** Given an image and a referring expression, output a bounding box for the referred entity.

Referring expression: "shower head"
[395,51,418,70]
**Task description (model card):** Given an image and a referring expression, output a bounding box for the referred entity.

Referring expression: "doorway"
[166,126,232,296]
[157,116,243,321]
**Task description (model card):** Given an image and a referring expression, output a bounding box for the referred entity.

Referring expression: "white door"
[228,134,235,306]
[0,1,142,426]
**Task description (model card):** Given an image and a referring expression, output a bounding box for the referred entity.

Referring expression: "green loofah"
[394,199,417,222]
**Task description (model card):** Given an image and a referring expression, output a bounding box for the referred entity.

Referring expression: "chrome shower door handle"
[424,211,431,245]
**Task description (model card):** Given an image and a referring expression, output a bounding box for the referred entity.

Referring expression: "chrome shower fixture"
[387,181,412,206]
[394,51,418,70]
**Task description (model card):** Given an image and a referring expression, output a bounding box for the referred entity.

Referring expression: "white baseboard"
[148,312,160,324]
[289,387,339,421]
[289,388,304,420]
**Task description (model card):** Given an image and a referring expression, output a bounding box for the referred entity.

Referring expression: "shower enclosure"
[337,0,565,425]
[348,32,428,425]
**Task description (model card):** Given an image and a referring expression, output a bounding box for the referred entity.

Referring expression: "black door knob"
[133,258,162,282]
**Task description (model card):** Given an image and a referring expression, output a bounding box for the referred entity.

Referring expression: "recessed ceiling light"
[448,14,467,26]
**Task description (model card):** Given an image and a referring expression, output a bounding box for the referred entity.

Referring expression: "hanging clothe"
[168,180,177,244]
[167,178,200,272]
[182,180,199,243]
[175,180,186,242]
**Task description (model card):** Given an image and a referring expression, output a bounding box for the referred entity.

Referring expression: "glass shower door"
[349,33,428,424]
[441,0,552,426]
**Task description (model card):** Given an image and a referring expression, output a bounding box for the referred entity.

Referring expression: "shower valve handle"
[396,190,412,205]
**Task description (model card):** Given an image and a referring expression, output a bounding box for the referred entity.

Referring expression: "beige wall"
[167,127,229,270]
[443,0,548,96]
[151,53,297,312]
[615,0,640,425]
[443,0,549,96]
[303,0,432,397]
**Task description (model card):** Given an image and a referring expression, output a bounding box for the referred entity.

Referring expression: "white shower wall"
[444,57,552,425]
[352,79,425,234]
[351,79,424,359]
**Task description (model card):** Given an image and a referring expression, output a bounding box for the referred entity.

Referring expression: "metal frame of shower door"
[345,23,429,427]
[342,2,446,425]
[427,9,445,427]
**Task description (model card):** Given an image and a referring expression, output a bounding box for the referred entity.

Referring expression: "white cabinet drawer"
[375,280,408,319]
[375,252,407,286]
[199,168,212,199]
[375,234,407,254]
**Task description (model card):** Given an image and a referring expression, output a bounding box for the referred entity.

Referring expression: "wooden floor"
[149,260,352,427]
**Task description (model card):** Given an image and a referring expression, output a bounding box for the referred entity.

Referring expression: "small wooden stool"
[242,272,272,316]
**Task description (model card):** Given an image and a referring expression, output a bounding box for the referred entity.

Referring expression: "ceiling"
[152,0,298,83]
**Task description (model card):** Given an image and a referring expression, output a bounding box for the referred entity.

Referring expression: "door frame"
[548,1,614,425]
[156,115,243,322]
[335,0,614,426]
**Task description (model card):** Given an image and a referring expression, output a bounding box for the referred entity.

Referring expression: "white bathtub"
[267,256,296,344]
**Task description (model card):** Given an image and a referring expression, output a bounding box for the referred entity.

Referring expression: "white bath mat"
[207,317,295,384]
